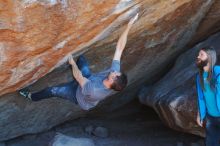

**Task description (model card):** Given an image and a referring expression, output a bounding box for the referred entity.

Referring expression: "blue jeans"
[31,55,91,104]
[205,114,220,146]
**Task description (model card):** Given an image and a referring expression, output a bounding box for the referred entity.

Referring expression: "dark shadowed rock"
[92,126,109,138]
[85,125,94,135]
[0,143,6,146]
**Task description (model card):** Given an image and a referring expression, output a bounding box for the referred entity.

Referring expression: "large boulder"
[0,0,220,141]
[139,32,220,137]
[0,0,218,96]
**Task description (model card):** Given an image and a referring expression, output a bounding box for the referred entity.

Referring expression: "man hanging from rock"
[19,13,138,110]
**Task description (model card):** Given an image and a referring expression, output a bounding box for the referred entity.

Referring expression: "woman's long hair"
[198,46,217,90]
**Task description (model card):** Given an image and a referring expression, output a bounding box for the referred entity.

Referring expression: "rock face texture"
[0,0,220,141]
[189,0,220,46]
[1,0,219,96]
[139,32,220,137]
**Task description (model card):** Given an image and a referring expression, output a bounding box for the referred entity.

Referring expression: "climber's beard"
[196,58,208,70]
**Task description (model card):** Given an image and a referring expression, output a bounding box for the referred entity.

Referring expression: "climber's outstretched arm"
[113,13,138,61]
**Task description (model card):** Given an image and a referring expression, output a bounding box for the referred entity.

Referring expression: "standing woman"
[196,46,220,146]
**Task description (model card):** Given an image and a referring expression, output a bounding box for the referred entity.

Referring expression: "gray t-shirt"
[76,60,120,110]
